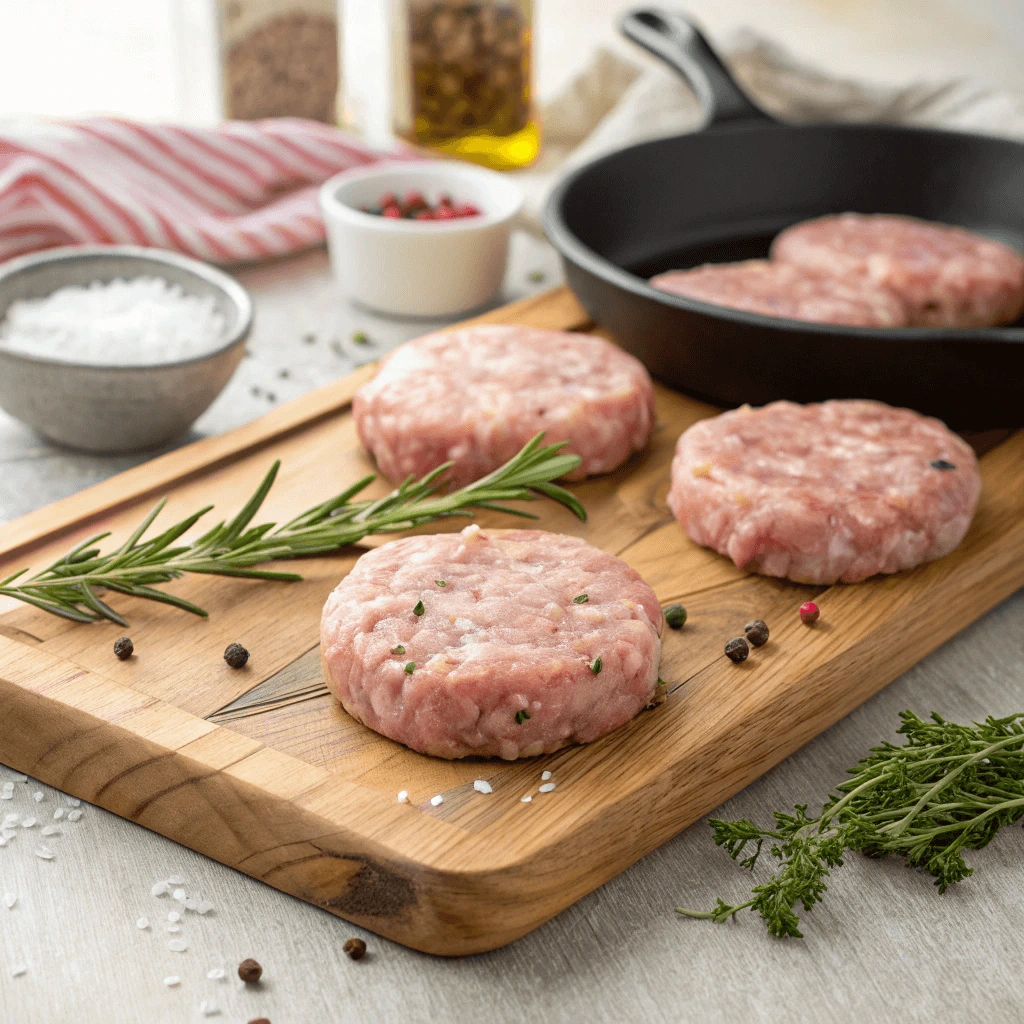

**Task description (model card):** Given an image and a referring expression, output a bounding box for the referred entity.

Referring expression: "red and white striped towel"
[0,117,415,265]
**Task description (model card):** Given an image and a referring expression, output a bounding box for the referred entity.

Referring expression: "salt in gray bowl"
[0,245,253,453]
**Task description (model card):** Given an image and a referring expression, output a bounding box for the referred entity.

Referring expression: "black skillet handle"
[620,8,774,127]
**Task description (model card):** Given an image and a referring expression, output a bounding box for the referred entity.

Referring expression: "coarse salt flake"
[32,792,43,803]
[166,875,185,886]
[473,780,492,794]
[430,794,444,807]
[67,809,83,822]
[199,1000,220,1016]
[541,771,552,781]
[136,917,149,930]
[167,924,182,933]
[163,976,181,987]
[4,893,16,909]
[195,901,214,916]
[53,809,64,820]
[34,846,54,860]
[1,782,13,792]
[172,888,186,901]
[206,968,225,980]
[2,829,16,840]
[0,277,227,367]
[65,796,80,807]
[168,939,187,952]
[40,825,59,837]
[520,795,533,803]
[11,964,26,977]
[151,881,170,897]
[1,792,12,801]
[167,911,181,923]
[20,818,36,829]
[538,782,556,793]
[397,790,409,803]
[11,775,27,783]
[3,814,19,827]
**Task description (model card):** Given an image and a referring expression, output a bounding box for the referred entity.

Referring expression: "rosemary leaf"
[0,433,585,626]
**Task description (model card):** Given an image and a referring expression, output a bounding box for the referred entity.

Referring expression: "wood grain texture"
[0,286,1021,956]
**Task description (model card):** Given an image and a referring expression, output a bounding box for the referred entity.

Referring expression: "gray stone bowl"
[0,245,253,453]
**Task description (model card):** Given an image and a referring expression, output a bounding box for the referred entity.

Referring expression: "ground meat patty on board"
[320,526,663,760]
[650,260,908,327]
[772,213,1024,328]
[353,324,655,488]
[667,400,981,585]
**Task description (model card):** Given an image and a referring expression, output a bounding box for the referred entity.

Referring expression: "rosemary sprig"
[677,710,1024,938]
[0,434,585,627]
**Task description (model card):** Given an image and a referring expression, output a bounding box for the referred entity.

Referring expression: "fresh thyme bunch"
[678,710,1024,938]
[0,434,585,626]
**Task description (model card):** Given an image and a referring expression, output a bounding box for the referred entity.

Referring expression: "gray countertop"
[0,244,1021,1024]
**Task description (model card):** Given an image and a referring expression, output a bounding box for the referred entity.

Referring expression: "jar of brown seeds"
[217,0,341,123]
[391,0,539,169]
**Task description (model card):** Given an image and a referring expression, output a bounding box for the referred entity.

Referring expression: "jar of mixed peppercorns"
[391,0,539,170]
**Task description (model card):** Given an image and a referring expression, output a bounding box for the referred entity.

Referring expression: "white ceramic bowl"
[319,161,522,317]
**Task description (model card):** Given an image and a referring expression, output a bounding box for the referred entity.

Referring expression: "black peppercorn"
[663,604,687,629]
[744,619,769,647]
[724,637,749,663]
[113,636,134,660]
[238,958,263,983]
[930,459,956,471]
[343,937,367,960]
[224,643,250,669]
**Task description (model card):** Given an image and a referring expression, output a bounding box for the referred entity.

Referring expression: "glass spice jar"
[217,0,341,123]
[391,0,540,170]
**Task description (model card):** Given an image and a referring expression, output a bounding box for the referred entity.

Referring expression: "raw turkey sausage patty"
[353,324,655,487]
[650,259,909,327]
[320,526,663,759]
[667,400,981,585]
[772,213,1024,328]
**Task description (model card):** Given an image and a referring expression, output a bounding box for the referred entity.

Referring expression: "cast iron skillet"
[543,8,1024,426]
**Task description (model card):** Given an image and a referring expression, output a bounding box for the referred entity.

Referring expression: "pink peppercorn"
[381,206,402,218]
[799,601,820,625]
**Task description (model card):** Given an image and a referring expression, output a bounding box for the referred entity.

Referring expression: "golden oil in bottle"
[393,0,540,170]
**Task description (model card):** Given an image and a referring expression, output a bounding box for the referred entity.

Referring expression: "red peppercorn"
[382,206,402,219]
[457,203,481,217]
[434,206,456,220]
[378,191,399,209]
[799,601,820,625]
[414,210,434,220]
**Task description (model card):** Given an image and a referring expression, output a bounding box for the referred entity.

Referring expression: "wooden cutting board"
[0,287,1021,956]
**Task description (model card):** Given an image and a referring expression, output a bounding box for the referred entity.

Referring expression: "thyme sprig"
[0,434,585,627]
[678,710,1024,938]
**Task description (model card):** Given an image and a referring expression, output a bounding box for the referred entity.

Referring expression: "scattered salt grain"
[4,893,16,909]
[195,901,214,916]
[541,771,552,781]
[199,999,220,1016]
[167,875,185,886]
[21,818,36,829]
[168,939,188,952]
[65,796,80,807]
[3,814,19,828]
[151,881,170,898]
[473,780,493,794]
[32,792,43,803]
[397,790,409,804]
[0,277,227,367]
[2,829,16,840]
[52,808,64,821]
[67,809,83,822]
[207,968,225,980]
[11,964,26,977]
[172,888,187,901]
[538,783,556,793]
[1,782,13,793]
[163,976,181,987]
[136,917,149,930]
[1,792,12,801]
[167,911,181,923]
[0,837,7,848]
[10,775,27,783]
[40,826,59,837]
[167,924,182,933]
[430,794,444,807]
[34,846,54,860]
[520,795,532,803]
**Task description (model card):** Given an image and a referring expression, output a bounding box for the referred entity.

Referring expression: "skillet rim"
[543,119,1024,344]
